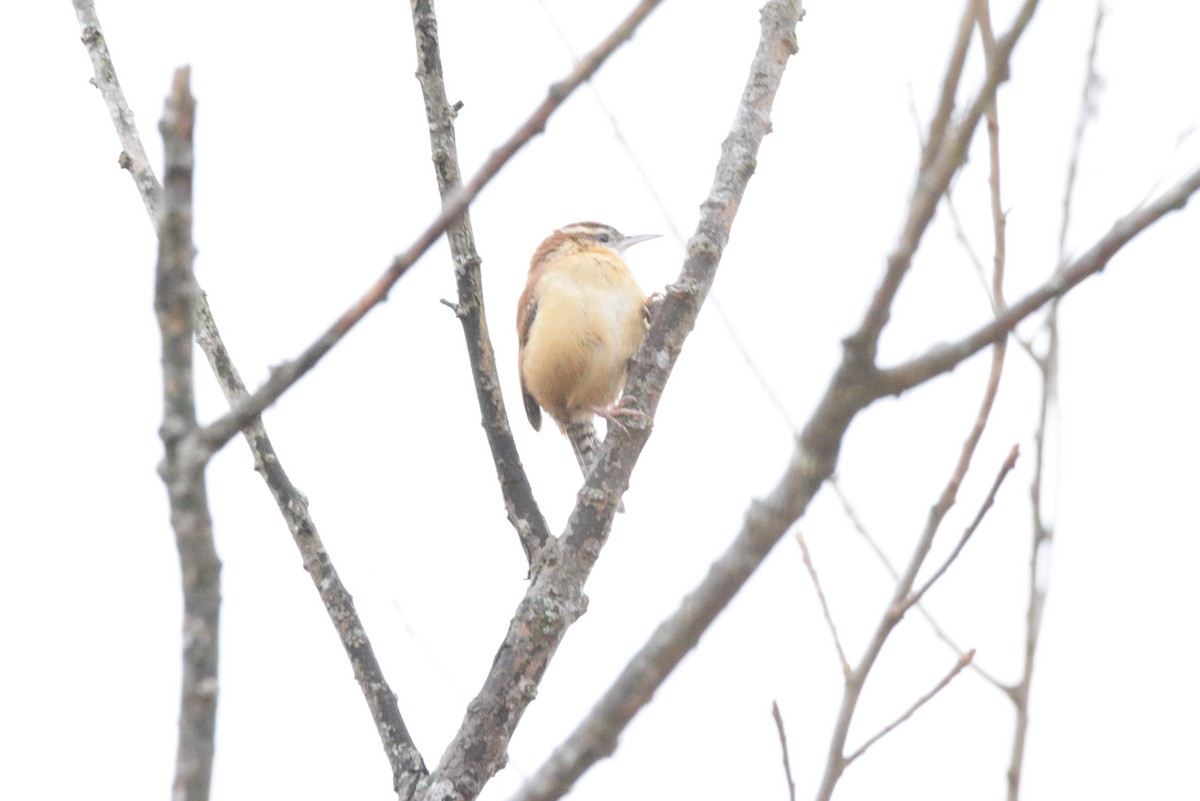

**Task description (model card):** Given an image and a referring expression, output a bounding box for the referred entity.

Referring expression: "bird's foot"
[592,396,651,433]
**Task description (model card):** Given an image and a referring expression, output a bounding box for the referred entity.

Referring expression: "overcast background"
[3,2,1199,800]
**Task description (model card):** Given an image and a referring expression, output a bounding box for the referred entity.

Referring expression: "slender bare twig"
[155,67,219,801]
[846,0,1037,365]
[493,6,806,801]
[907,445,1020,611]
[921,0,983,174]
[71,0,161,218]
[896,0,1016,619]
[409,0,550,565]
[1058,5,1105,264]
[771,701,798,801]
[193,295,427,797]
[195,0,668,455]
[1008,8,1105,799]
[831,479,1007,690]
[843,649,976,767]
[876,162,1200,396]
[795,532,851,679]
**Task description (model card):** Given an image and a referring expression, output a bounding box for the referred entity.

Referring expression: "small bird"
[517,221,658,482]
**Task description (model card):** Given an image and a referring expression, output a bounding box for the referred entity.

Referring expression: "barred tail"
[564,420,600,478]
[564,419,625,512]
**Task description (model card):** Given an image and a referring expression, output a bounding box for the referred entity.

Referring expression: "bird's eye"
[596,232,611,243]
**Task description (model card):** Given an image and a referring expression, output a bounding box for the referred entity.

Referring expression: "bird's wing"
[517,293,543,431]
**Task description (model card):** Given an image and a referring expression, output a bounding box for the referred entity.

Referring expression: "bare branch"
[771,701,798,801]
[832,479,1007,690]
[71,0,161,217]
[906,445,1020,611]
[795,531,851,679]
[876,162,1200,396]
[843,650,976,768]
[1009,7,1105,799]
[155,66,219,801]
[921,0,982,174]
[196,0,668,455]
[1058,4,1106,263]
[846,0,1039,366]
[193,295,428,797]
[410,0,551,565]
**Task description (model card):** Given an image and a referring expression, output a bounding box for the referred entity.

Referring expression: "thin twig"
[795,531,851,679]
[195,0,669,455]
[410,0,551,566]
[771,701,798,801]
[921,0,983,174]
[155,67,219,801]
[1008,7,1105,799]
[71,0,161,218]
[193,295,427,797]
[831,478,1007,690]
[895,0,1018,617]
[906,444,1020,611]
[875,162,1200,396]
[1058,4,1105,264]
[843,650,976,767]
[846,0,1037,366]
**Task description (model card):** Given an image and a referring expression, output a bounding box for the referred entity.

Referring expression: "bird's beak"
[617,233,661,251]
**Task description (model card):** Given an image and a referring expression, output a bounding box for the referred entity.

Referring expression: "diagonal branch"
[831,479,1008,690]
[876,163,1200,397]
[846,0,1039,366]
[906,445,1020,613]
[193,294,428,798]
[195,0,669,456]
[843,649,976,768]
[71,0,161,218]
[409,0,551,565]
[155,67,220,801]
[796,531,851,679]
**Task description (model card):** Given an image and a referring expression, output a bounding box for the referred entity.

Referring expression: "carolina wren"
[517,221,658,480]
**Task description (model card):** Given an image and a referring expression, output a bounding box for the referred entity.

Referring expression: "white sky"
[3,2,1199,800]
